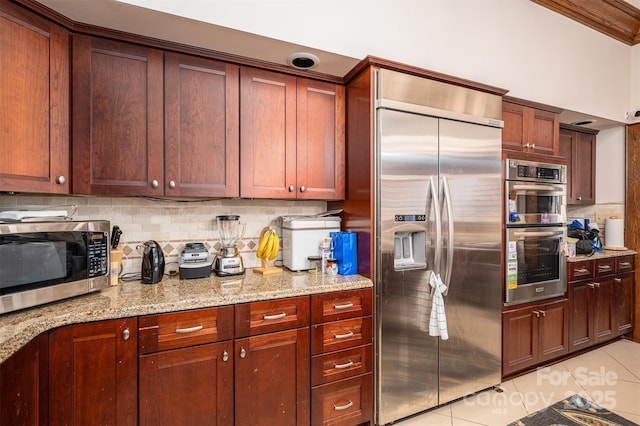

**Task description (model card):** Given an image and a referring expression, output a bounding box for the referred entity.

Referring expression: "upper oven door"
[506,180,566,226]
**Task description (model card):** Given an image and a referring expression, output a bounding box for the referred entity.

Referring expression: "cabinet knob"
[151,180,159,189]
[223,350,229,362]
[531,143,535,150]
[577,196,582,201]
[538,310,546,317]
[240,347,246,359]
[300,185,306,193]
[288,185,295,192]
[122,328,130,341]
[587,282,596,288]
[168,180,176,189]
[614,278,622,283]
[55,175,66,185]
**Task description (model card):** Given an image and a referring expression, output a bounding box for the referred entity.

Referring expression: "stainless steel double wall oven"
[504,158,567,306]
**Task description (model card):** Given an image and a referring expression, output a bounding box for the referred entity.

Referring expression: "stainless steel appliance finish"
[505,158,567,226]
[375,69,503,425]
[0,220,110,314]
[213,215,246,276]
[505,226,567,305]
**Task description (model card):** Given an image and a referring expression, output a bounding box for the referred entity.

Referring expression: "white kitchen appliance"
[282,217,341,271]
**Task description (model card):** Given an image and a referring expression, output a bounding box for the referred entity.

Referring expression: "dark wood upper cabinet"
[240,67,345,200]
[49,318,138,426]
[502,98,561,157]
[164,53,239,197]
[0,0,70,193]
[72,35,164,196]
[560,124,597,205]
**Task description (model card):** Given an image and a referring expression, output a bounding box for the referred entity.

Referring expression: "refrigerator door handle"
[428,175,442,278]
[441,175,454,295]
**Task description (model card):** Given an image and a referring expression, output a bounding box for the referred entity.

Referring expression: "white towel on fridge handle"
[428,272,448,340]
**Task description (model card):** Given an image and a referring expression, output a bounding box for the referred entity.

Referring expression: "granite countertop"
[566,248,637,262]
[0,269,373,363]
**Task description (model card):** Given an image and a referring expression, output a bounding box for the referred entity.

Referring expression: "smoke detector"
[287,52,319,70]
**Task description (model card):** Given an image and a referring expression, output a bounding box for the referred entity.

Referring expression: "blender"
[213,215,246,276]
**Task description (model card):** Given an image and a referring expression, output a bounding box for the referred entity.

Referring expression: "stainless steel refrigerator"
[375,69,503,425]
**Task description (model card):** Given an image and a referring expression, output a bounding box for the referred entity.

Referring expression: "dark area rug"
[507,394,638,426]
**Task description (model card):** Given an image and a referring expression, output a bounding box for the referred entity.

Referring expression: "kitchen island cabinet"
[502,97,561,157]
[502,298,569,377]
[559,123,598,205]
[72,37,240,197]
[240,67,345,200]
[49,317,138,426]
[0,0,70,194]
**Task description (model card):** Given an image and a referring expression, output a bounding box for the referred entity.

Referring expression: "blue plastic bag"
[330,231,357,275]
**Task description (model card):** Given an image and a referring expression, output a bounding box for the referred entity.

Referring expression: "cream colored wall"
[0,194,327,274]
[123,0,631,124]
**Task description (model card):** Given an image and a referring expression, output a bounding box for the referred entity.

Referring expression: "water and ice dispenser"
[393,230,426,270]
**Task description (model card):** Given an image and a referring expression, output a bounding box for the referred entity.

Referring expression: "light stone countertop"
[0,269,373,363]
[566,249,637,262]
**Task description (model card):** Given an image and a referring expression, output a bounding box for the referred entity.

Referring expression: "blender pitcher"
[213,215,246,276]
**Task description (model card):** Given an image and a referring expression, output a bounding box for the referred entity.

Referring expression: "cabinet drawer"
[311,374,373,426]
[139,305,234,354]
[312,344,372,387]
[595,258,615,277]
[311,288,373,324]
[616,255,635,273]
[568,260,593,281]
[235,296,310,337]
[312,316,372,355]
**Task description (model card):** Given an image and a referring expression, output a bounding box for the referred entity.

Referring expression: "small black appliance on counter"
[178,242,213,279]
[141,240,165,284]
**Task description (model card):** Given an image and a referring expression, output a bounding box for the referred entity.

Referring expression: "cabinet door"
[235,328,310,426]
[502,306,538,376]
[296,78,345,200]
[164,53,239,197]
[139,341,233,426]
[559,128,575,202]
[502,101,526,152]
[240,67,297,199]
[569,280,592,352]
[613,272,634,336]
[49,318,138,426]
[0,1,69,193]
[72,35,164,195]
[573,131,596,204]
[537,299,569,362]
[529,108,558,156]
[593,277,614,343]
[0,333,48,425]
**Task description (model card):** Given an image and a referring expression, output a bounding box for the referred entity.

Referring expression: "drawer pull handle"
[175,325,204,334]
[334,331,354,340]
[614,278,622,283]
[598,265,612,271]
[575,268,590,274]
[263,312,287,321]
[587,283,596,288]
[334,360,354,369]
[334,400,354,411]
[619,262,631,268]
[334,303,354,310]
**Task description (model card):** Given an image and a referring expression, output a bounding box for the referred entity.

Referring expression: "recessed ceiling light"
[571,119,596,126]
[287,52,319,70]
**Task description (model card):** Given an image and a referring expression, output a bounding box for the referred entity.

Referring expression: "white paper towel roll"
[605,217,625,248]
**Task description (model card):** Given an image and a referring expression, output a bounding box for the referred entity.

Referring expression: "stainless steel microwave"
[0,220,110,314]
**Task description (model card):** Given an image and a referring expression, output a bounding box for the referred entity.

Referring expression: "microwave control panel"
[87,232,109,277]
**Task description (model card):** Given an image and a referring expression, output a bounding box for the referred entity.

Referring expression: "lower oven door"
[505,226,567,305]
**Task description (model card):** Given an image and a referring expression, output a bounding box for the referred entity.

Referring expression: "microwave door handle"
[512,184,564,193]
[441,175,454,295]
[512,230,564,238]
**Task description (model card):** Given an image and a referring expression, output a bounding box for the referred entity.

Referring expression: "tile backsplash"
[0,194,328,273]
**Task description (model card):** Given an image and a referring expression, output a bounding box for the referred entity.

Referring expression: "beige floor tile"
[561,348,640,384]
[451,418,489,425]
[612,354,640,382]
[397,411,453,425]
[616,410,640,423]
[582,378,640,416]
[602,339,640,359]
[449,382,528,425]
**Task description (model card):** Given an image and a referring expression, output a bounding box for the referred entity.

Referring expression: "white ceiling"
[34,0,627,130]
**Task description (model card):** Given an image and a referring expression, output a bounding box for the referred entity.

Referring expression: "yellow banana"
[262,231,274,260]
[256,227,271,258]
[269,233,279,261]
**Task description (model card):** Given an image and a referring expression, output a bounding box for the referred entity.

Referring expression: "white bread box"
[282,217,341,271]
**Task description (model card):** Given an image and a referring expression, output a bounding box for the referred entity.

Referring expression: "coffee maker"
[213,215,246,276]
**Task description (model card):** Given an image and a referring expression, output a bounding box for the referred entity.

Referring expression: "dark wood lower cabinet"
[139,341,234,426]
[49,318,138,426]
[614,272,634,336]
[0,333,48,425]
[502,298,569,376]
[234,328,310,426]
